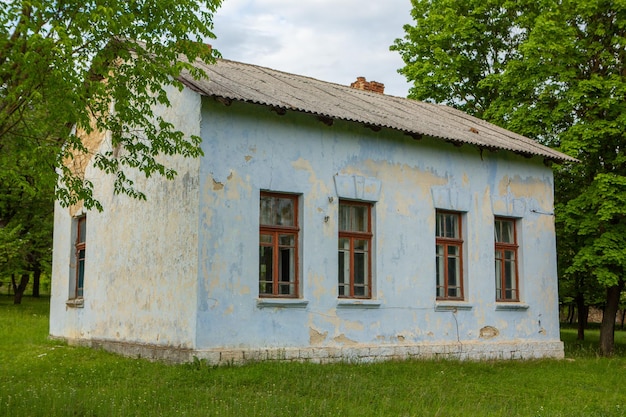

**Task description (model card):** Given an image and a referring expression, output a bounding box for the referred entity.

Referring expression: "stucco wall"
[51,88,564,363]
[50,86,202,349]
[195,98,563,359]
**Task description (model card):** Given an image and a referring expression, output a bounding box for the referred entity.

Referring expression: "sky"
[211,0,414,97]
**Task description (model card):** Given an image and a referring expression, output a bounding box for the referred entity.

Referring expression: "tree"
[0,163,54,304]
[392,1,535,115]
[393,0,626,355]
[1,0,223,302]
[1,0,222,211]
[0,104,57,303]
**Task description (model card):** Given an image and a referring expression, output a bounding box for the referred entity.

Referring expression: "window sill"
[337,299,381,309]
[66,298,84,308]
[434,301,473,312]
[256,298,309,308]
[495,302,529,311]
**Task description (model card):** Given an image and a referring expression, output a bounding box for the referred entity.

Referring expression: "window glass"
[78,217,86,243]
[339,204,350,231]
[259,244,274,295]
[260,195,294,227]
[77,249,85,297]
[338,238,350,297]
[495,219,514,244]
[339,204,369,232]
[436,245,444,298]
[260,196,273,225]
[436,212,459,239]
[352,206,368,232]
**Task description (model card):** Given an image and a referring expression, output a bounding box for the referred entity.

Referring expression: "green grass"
[1,297,626,416]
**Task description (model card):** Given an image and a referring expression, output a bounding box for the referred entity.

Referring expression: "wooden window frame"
[435,211,464,300]
[259,192,300,298]
[338,200,373,299]
[494,217,520,302]
[74,215,86,299]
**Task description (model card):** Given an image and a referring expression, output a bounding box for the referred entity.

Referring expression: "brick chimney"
[350,76,385,94]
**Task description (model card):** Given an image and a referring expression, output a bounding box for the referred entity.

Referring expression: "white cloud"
[211,0,413,97]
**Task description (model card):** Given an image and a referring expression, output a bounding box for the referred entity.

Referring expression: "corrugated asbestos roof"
[179,59,576,163]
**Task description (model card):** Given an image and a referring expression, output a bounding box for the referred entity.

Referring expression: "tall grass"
[1,297,625,417]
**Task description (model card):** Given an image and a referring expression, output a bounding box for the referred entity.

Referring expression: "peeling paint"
[310,272,331,301]
[498,175,551,202]
[51,84,202,350]
[212,179,224,191]
[333,334,357,345]
[292,157,313,172]
[479,326,500,339]
[309,327,328,345]
[51,86,563,363]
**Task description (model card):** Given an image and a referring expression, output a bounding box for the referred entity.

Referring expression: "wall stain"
[479,326,500,339]
[309,327,328,345]
[212,179,224,191]
[333,334,358,345]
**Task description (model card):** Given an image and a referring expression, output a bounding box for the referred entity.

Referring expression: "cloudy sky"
[211,0,414,97]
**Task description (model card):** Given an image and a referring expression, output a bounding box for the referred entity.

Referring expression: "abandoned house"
[50,58,575,363]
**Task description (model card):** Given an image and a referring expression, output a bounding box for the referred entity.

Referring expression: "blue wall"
[195,98,561,353]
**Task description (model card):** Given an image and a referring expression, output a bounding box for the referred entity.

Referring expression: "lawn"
[1,297,625,417]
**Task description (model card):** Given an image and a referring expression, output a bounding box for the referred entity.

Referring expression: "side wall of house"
[194,99,563,363]
[50,86,202,357]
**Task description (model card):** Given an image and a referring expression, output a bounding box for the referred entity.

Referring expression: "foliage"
[393,0,626,355]
[0,117,55,293]
[1,0,223,299]
[391,0,538,121]
[2,298,626,417]
[563,174,626,287]
[0,0,222,211]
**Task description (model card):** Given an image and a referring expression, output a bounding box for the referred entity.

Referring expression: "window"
[74,215,86,299]
[259,192,299,297]
[435,211,463,300]
[338,201,372,298]
[495,218,519,301]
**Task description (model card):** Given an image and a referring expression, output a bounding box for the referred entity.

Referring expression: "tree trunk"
[32,265,41,298]
[621,309,626,330]
[12,273,30,305]
[567,304,574,324]
[599,281,625,356]
[575,293,587,341]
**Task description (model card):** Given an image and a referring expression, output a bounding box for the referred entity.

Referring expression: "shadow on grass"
[560,322,626,358]
[0,295,50,312]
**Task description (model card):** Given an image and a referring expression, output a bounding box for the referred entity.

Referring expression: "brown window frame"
[494,217,520,302]
[259,192,300,298]
[74,215,86,299]
[435,211,464,300]
[338,200,373,299]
